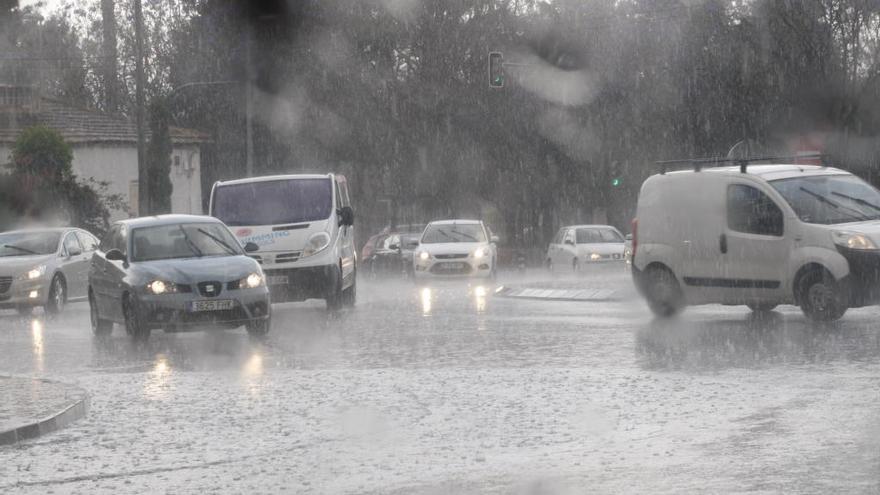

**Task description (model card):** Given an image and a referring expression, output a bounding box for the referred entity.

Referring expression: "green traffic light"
[611,178,621,187]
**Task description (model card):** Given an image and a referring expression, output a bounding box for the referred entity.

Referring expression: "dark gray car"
[88,215,270,340]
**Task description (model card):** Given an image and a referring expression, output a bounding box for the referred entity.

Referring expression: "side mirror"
[490,235,500,244]
[565,239,575,246]
[244,242,259,253]
[406,241,420,249]
[625,234,633,241]
[338,206,354,227]
[389,244,400,251]
[67,246,83,257]
[105,249,126,262]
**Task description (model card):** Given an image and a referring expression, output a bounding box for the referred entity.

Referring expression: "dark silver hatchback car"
[88,215,270,340]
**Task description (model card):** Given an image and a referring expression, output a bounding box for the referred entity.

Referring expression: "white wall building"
[0,86,209,220]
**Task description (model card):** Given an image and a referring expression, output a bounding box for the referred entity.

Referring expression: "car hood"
[420,242,486,255]
[0,254,56,275]
[131,255,260,284]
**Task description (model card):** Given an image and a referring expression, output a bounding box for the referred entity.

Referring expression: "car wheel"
[16,305,33,316]
[799,270,847,322]
[342,273,357,308]
[45,274,66,316]
[746,302,777,313]
[644,266,683,317]
[89,292,112,336]
[123,294,150,341]
[246,316,271,337]
[326,268,344,311]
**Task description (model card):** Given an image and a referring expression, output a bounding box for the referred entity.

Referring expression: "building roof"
[0,93,210,146]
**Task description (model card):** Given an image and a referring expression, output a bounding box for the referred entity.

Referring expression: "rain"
[1,0,880,493]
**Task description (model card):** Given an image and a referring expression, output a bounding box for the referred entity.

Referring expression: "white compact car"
[413,220,498,279]
[545,224,628,271]
[210,174,356,311]
[632,163,880,321]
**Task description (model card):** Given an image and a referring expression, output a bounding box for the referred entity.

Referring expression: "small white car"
[545,225,628,271]
[413,220,498,279]
[632,163,880,321]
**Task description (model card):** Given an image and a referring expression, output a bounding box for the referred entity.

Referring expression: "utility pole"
[101,0,119,113]
[133,0,148,215]
[245,11,254,177]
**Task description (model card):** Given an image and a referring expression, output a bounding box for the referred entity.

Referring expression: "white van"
[632,163,880,321]
[209,174,356,310]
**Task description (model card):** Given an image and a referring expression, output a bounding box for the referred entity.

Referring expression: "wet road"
[1,271,879,494]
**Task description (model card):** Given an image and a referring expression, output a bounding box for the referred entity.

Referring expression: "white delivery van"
[632,163,880,321]
[209,174,356,310]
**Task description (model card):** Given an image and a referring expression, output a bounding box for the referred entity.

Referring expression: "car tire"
[246,316,271,337]
[45,274,66,317]
[747,302,777,313]
[342,272,357,308]
[89,292,113,336]
[644,266,683,317]
[326,268,344,311]
[16,305,33,316]
[799,270,847,322]
[123,294,150,341]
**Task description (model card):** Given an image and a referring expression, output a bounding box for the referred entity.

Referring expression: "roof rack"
[655,154,825,174]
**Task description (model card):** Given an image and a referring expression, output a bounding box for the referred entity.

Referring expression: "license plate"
[267,275,289,285]
[189,299,235,312]
[438,262,465,270]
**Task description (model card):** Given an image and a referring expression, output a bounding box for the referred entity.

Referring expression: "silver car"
[0,228,100,316]
[88,215,270,340]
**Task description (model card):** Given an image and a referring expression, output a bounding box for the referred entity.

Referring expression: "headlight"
[590,253,602,261]
[418,251,430,261]
[146,280,178,295]
[302,232,331,257]
[27,265,46,280]
[473,247,487,259]
[832,231,879,251]
[239,272,264,289]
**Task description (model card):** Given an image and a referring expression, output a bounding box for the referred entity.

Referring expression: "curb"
[0,376,90,446]
[495,286,619,302]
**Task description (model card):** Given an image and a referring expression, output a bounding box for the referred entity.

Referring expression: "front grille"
[430,263,473,275]
[275,252,302,264]
[435,253,468,260]
[197,281,223,298]
[0,276,11,294]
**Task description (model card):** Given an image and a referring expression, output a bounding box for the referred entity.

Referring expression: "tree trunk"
[100,0,118,113]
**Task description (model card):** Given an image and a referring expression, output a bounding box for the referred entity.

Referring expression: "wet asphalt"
[0,270,878,494]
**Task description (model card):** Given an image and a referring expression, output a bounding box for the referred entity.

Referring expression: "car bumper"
[837,246,880,307]
[137,287,270,330]
[0,278,48,308]
[262,264,339,303]
[413,258,493,278]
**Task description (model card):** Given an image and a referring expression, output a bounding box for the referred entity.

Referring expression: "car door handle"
[719,234,728,254]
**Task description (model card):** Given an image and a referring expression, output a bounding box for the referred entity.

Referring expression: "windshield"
[576,228,624,244]
[212,178,333,226]
[421,224,486,243]
[131,223,243,262]
[770,175,880,224]
[0,231,61,257]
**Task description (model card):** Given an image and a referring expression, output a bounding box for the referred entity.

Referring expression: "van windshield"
[770,175,880,225]
[213,178,333,226]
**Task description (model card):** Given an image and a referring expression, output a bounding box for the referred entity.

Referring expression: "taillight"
[630,218,638,257]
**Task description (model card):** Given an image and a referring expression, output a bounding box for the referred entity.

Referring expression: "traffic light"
[488,52,504,88]
[610,162,622,187]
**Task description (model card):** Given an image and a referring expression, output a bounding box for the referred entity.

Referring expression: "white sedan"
[545,225,628,272]
[413,220,498,280]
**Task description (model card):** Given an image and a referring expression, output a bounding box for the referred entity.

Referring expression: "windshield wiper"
[799,187,869,221]
[831,191,880,213]
[196,228,237,255]
[2,244,39,255]
[178,226,203,257]
[449,230,478,242]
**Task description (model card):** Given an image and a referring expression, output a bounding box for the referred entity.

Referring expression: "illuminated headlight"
[473,247,487,259]
[27,265,46,280]
[302,232,331,258]
[832,231,879,251]
[590,253,602,261]
[418,251,430,261]
[146,280,178,295]
[239,272,264,289]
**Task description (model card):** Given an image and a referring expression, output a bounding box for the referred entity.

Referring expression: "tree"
[146,96,173,214]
